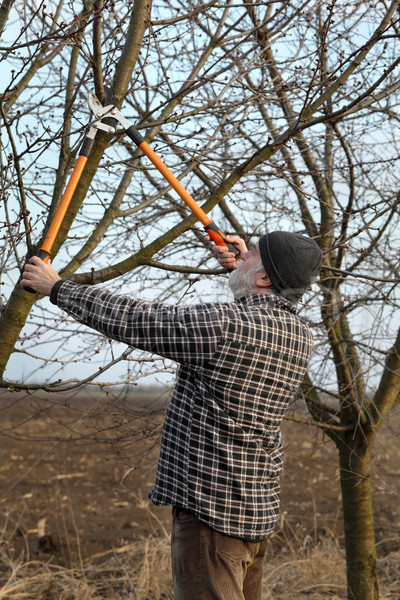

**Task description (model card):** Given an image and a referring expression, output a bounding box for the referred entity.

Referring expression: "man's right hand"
[211,236,248,270]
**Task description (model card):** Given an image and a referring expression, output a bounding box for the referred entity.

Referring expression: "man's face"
[228,243,263,298]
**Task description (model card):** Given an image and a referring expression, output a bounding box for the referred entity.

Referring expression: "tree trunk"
[339,438,379,600]
[0,283,36,382]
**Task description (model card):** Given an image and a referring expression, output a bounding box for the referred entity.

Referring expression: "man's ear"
[255,271,273,289]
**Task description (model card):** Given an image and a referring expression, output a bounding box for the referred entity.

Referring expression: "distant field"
[0,389,399,598]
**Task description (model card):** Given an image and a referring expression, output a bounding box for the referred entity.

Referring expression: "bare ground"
[0,389,399,575]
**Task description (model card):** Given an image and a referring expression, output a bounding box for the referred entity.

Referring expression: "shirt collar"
[234,293,297,314]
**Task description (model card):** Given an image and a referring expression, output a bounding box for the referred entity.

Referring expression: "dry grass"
[1,529,399,600]
[262,535,346,599]
[263,543,400,599]
[0,503,398,599]
[0,535,172,599]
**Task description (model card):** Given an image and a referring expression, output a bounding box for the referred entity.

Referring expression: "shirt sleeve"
[51,280,224,365]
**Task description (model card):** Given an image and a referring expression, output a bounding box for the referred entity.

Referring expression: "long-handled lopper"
[23,101,115,293]
[87,91,237,255]
[24,91,236,293]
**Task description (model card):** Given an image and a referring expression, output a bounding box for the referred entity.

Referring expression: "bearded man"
[22,231,322,600]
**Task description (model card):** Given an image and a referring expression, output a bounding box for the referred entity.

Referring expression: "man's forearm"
[50,280,145,346]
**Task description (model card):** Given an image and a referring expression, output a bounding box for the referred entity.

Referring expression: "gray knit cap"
[258,232,322,304]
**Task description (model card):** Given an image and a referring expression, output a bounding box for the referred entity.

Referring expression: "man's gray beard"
[229,262,256,299]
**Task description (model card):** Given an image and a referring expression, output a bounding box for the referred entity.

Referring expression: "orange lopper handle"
[24,136,94,293]
[39,155,88,259]
[125,125,237,253]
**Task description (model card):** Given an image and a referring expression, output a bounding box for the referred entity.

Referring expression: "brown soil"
[0,390,399,567]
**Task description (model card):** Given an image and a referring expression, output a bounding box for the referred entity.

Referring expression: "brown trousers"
[171,507,268,600]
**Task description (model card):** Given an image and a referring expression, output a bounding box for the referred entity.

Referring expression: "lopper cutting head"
[87,91,118,135]
[88,90,130,132]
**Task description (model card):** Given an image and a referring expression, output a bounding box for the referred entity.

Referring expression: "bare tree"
[1,1,400,598]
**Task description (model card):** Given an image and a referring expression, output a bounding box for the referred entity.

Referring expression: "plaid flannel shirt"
[52,280,314,541]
